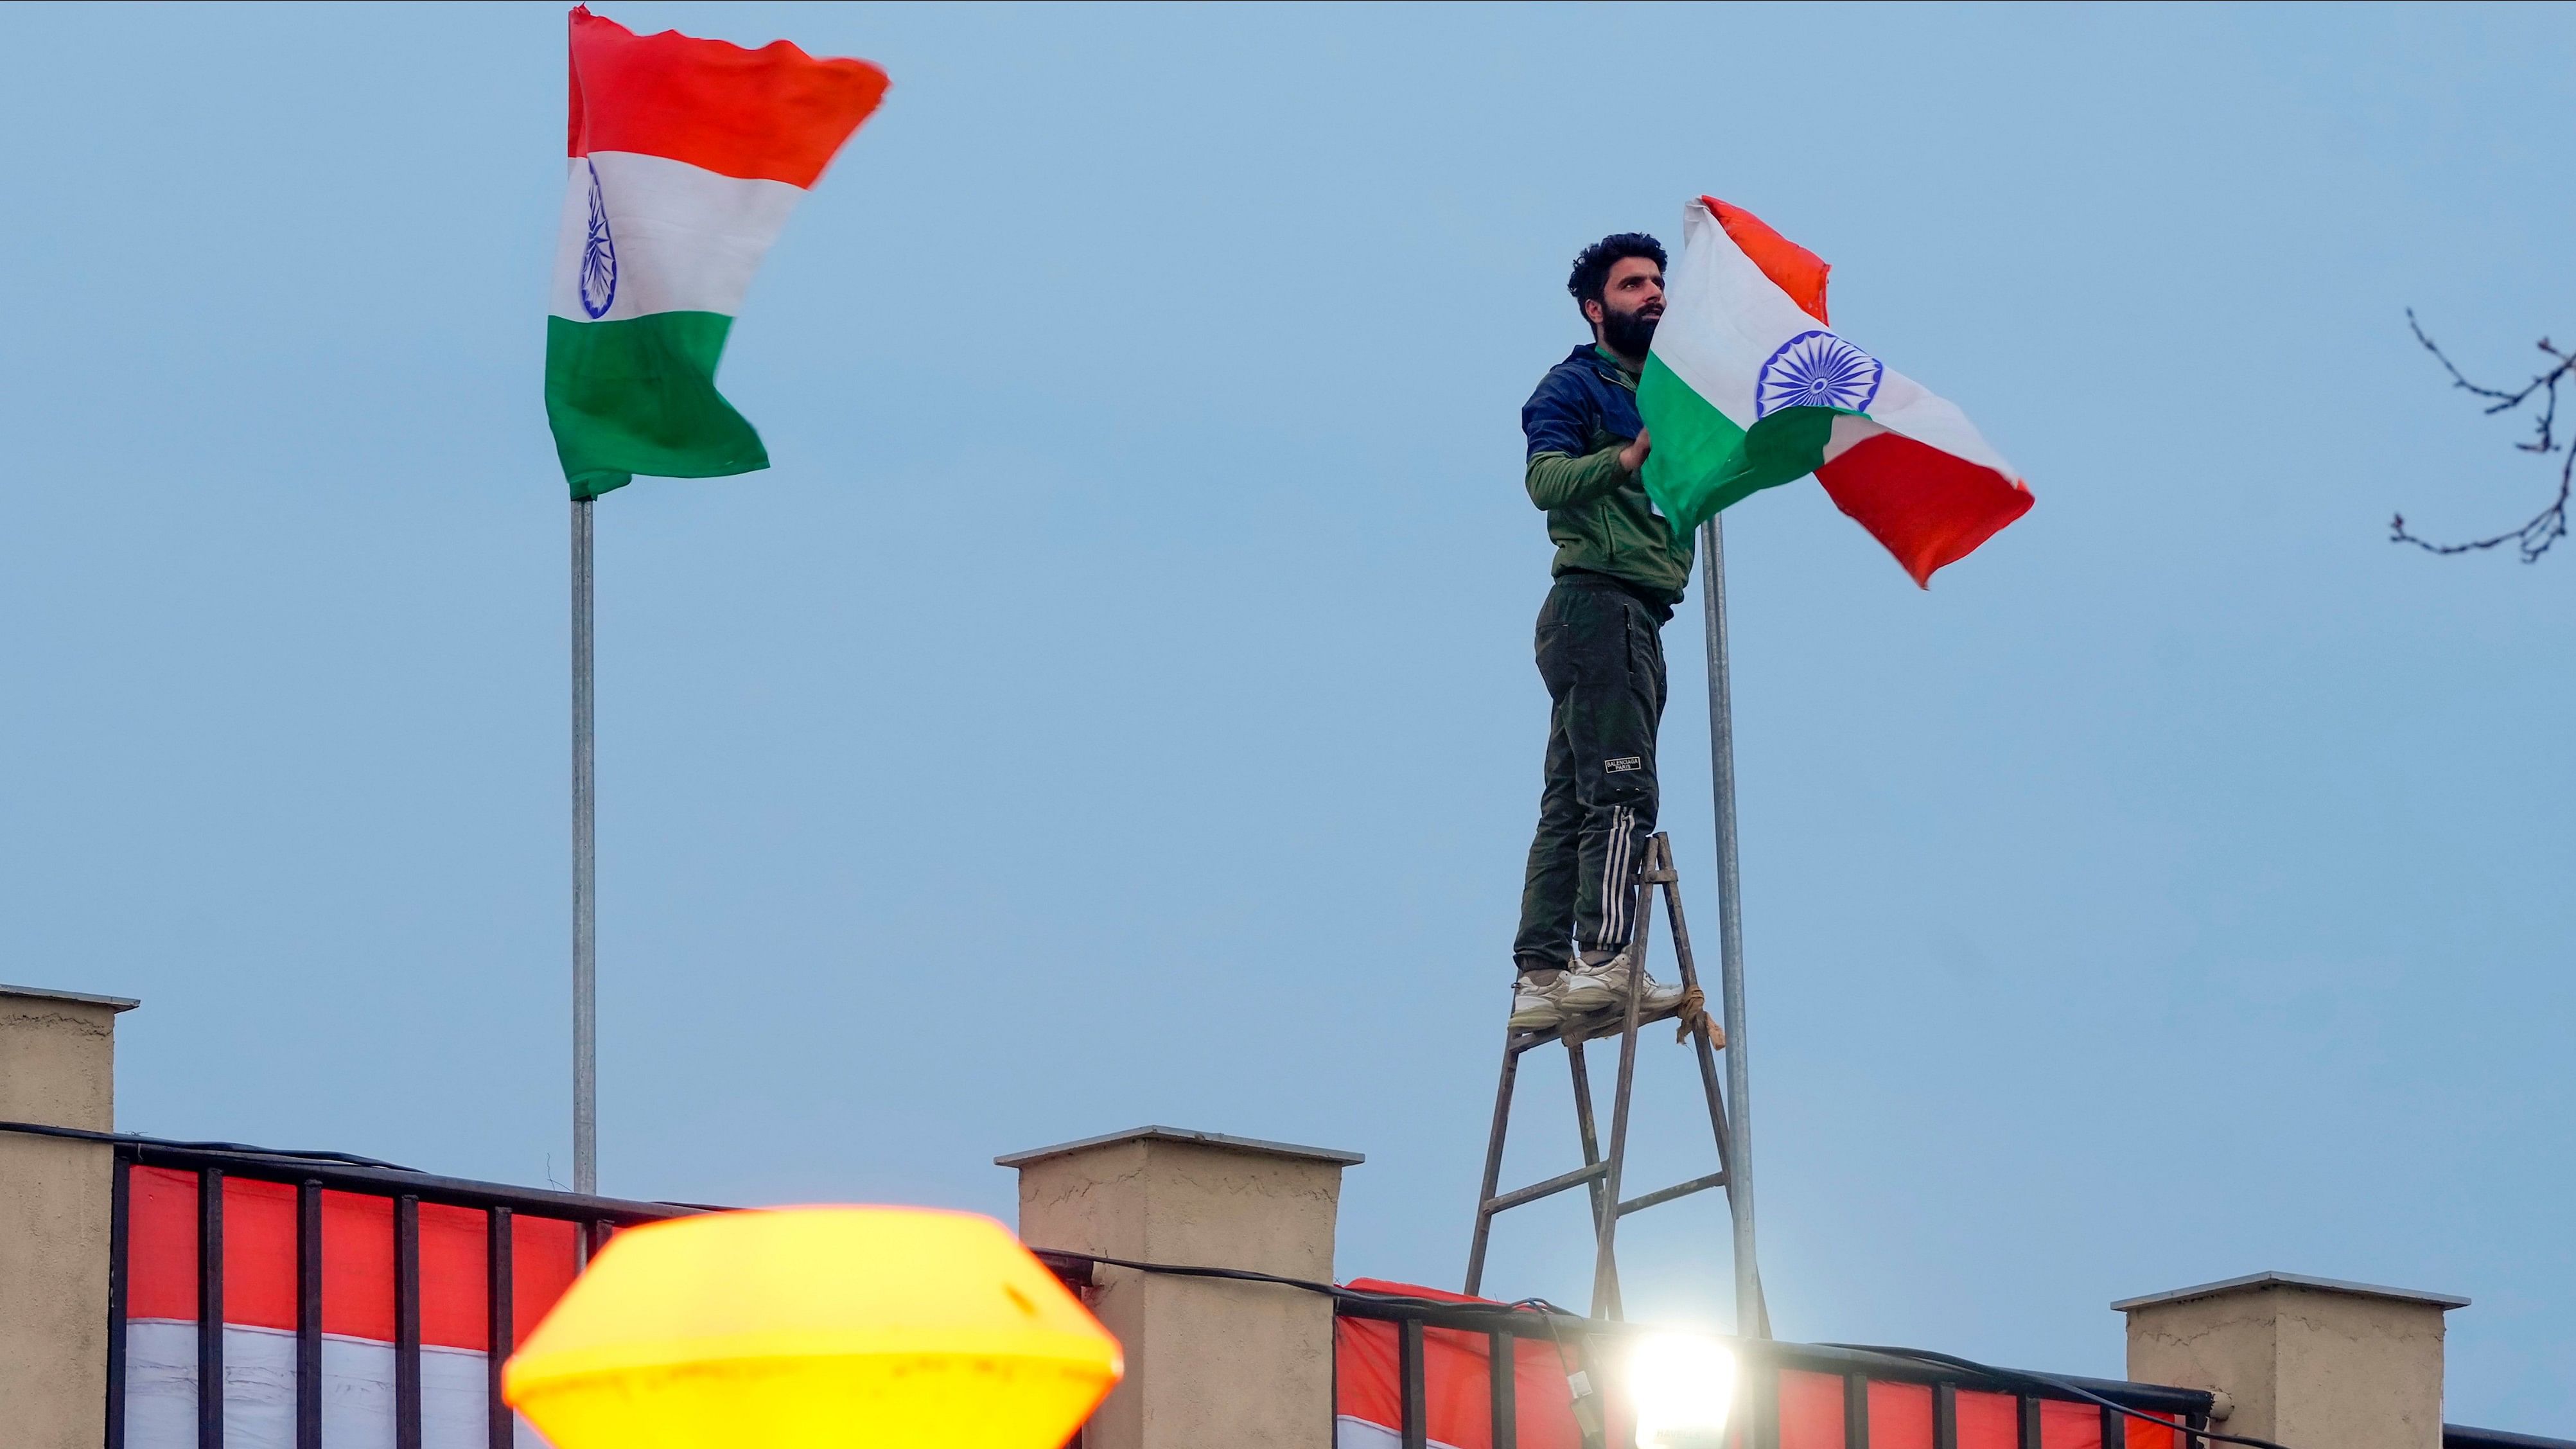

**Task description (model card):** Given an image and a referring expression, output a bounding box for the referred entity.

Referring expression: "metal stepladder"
[1463,830,1769,1331]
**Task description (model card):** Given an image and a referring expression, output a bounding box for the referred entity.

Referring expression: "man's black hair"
[1566,233,1667,310]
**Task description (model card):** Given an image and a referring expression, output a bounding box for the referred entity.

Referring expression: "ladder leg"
[1589,852,1656,1321]
[1590,1033,1634,1321]
[1464,1031,1526,1296]
[1563,1037,1606,1236]
[1656,835,1772,1337]
[1658,836,1738,1168]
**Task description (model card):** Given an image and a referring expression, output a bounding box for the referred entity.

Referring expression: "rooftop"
[995,1124,1365,1169]
[2112,1270,2471,1313]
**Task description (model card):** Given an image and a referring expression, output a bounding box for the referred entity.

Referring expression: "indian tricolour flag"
[1640,197,2033,586]
[547,7,886,499]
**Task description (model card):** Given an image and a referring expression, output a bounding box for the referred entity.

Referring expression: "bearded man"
[1509,233,1694,1032]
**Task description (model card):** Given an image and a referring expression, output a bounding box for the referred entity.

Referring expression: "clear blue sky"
[3,1,2568,1432]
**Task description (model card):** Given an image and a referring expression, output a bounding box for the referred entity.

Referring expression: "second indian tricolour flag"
[1640,197,2033,586]
[547,8,887,498]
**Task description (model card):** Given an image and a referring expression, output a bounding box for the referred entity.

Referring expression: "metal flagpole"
[1698,514,1766,1337]
[571,497,597,1196]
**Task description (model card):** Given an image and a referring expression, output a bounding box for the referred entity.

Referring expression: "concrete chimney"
[0,983,140,1449]
[1000,1125,1360,1449]
[2117,1271,2467,1449]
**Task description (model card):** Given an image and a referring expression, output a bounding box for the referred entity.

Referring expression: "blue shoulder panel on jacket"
[1521,345,1640,459]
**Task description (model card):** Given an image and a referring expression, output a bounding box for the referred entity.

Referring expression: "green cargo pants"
[1512,572,1669,975]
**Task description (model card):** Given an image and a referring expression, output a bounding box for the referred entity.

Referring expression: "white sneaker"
[1508,972,1566,1030]
[1565,949,1684,1016]
[1557,955,1620,1014]
[1632,967,1685,1014]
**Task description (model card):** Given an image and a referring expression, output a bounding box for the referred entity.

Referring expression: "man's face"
[1588,256,1665,356]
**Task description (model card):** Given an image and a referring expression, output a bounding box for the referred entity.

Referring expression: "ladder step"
[1509,999,1704,1055]
[1615,1170,1728,1218]
[1480,1161,1610,1216]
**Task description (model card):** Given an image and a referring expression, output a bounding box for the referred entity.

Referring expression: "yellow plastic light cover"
[502,1206,1122,1449]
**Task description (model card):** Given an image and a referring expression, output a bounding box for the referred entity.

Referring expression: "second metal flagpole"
[572,497,597,1197]
[1699,514,1766,1337]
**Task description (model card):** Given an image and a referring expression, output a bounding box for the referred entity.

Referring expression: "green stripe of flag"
[1638,354,1838,538]
[544,313,769,501]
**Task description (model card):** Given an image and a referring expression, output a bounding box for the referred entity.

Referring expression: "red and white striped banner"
[1331,1279,2177,1449]
[123,1166,583,1448]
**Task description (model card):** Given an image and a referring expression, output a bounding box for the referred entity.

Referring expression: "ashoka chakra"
[1753,329,1883,419]
[579,161,618,320]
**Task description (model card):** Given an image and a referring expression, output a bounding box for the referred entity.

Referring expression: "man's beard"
[1601,303,1660,358]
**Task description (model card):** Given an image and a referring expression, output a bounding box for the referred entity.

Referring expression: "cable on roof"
[0,1118,418,1172]
[1821,1344,2294,1449]
[1038,1251,1512,1316]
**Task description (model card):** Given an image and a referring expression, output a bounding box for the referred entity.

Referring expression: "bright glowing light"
[1628,1331,1737,1449]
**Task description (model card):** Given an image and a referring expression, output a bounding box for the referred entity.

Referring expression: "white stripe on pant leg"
[1600,807,1620,947]
[1617,794,1638,944]
[1618,804,1636,942]
[1591,810,1611,952]
[1597,805,1635,951]
[1600,805,1628,949]
[1616,805,1637,944]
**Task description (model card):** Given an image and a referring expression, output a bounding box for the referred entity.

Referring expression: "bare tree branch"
[2391,310,2573,563]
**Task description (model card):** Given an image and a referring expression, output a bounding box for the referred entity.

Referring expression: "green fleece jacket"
[1521,344,1695,606]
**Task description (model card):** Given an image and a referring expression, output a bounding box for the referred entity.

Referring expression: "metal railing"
[67,1127,2566,1449]
[1327,1288,2216,1449]
[92,1129,703,1449]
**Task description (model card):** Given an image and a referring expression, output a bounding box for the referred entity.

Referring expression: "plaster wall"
[0,986,133,1449]
[1012,1131,1347,1449]
[2126,1279,2450,1449]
